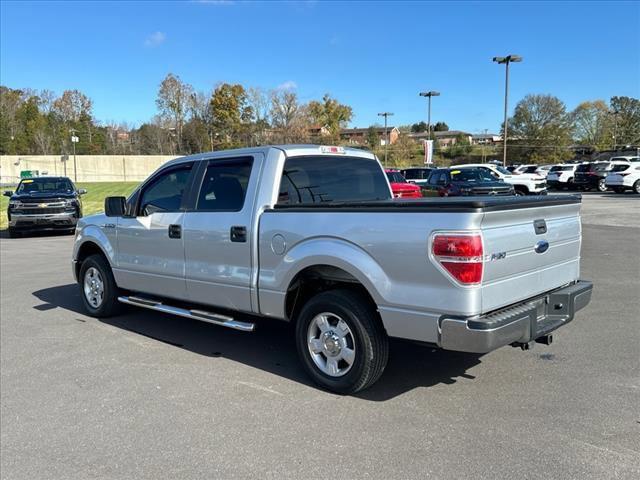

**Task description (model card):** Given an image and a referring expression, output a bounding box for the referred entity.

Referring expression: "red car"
[385,169,422,198]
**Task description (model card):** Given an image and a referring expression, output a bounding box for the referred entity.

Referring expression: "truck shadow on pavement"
[32,283,483,401]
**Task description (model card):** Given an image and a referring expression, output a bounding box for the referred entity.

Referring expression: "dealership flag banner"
[424,140,434,165]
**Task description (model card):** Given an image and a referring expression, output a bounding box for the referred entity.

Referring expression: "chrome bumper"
[9,211,78,227]
[438,280,593,353]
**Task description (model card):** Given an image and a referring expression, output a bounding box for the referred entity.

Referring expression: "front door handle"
[230,226,247,243]
[168,224,181,239]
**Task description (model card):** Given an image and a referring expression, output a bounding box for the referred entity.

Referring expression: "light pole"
[612,110,619,151]
[418,91,440,140]
[493,55,522,167]
[69,129,79,182]
[377,112,394,166]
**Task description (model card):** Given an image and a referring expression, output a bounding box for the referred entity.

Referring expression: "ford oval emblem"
[535,240,549,254]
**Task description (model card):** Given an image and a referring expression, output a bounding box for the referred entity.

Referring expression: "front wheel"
[295,289,389,394]
[79,254,122,317]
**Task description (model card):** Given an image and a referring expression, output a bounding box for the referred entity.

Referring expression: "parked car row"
[508,156,640,194]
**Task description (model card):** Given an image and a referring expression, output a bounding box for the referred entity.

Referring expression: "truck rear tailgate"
[480,201,582,313]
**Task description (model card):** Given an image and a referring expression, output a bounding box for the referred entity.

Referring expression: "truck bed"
[270,194,581,212]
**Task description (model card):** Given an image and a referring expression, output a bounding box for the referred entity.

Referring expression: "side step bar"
[118,296,255,332]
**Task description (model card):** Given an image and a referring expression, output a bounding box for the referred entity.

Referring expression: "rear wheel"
[7,227,20,238]
[634,180,640,194]
[597,179,608,192]
[566,178,574,190]
[79,254,122,317]
[295,289,389,394]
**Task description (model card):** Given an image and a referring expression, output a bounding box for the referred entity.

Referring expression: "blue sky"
[1,0,639,133]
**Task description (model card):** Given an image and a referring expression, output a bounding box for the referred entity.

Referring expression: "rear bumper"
[438,280,593,353]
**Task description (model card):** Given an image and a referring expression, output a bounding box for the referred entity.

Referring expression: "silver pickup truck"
[72,145,592,393]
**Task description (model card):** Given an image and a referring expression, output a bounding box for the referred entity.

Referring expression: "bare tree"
[156,73,194,152]
[52,90,93,123]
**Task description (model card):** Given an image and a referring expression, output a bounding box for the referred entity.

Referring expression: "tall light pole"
[493,55,522,167]
[612,110,619,151]
[419,91,440,140]
[377,112,394,166]
[69,129,79,182]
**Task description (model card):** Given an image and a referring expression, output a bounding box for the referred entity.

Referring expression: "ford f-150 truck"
[72,145,592,393]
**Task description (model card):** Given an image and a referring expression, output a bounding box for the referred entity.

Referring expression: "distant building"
[471,133,502,145]
[308,125,331,137]
[407,130,473,147]
[340,126,399,146]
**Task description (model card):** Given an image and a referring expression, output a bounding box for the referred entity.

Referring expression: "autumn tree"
[209,83,252,148]
[156,73,194,152]
[507,94,573,163]
[308,94,352,140]
[610,96,640,147]
[571,100,612,149]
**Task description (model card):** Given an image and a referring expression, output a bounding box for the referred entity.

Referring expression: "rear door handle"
[168,224,181,239]
[230,226,247,243]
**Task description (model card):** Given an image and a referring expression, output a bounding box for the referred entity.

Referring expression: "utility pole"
[418,91,440,140]
[493,55,522,167]
[482,128,488,163]
[377,112,394,167]
[69,129,79,182]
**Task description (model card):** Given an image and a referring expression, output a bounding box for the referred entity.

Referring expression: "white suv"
[450,163,547,195]
[605,163,640,194]
[546,164,578,190]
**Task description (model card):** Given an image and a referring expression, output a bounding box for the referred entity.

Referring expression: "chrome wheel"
[597,179,607,192]
[83,267,104,308]
[307,312,356,377]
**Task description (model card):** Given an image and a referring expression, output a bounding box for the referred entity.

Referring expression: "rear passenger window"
[278,156,390,204]
[196,158,253,211]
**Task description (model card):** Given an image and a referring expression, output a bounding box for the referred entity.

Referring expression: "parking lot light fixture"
[493,55,523,167]
[377,112,394,167]
[419,91,440,140]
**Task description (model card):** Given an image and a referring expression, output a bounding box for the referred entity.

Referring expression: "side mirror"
[3,190,13,197]
[105,196,126,217]
[78,188,87,195]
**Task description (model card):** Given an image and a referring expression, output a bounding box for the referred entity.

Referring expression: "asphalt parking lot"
[1,192,639,479]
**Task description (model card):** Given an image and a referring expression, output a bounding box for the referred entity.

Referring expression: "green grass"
[1,182,140,230]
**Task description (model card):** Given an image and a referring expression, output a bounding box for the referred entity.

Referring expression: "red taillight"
[432,233,483,285]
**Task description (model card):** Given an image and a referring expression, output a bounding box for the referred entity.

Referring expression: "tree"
[209,83,252,148]
[156,73,193,152]
[610,96,640,146]
[571,100,612,149]
[507,94,573,163]
[366,126,379,149]
[52,89,92,123]
[307,94,352,139]
[433,121,449,132]
[410,121,427,133]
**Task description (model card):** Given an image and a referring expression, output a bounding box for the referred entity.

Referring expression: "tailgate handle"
[534,219,547,235]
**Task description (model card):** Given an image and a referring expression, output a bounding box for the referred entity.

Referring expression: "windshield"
[386,172,407,183]
[16,178,74,194]
[611,156,639,162]
[550,166,574,172]
[493,166,510,175]
[450,169,497,182]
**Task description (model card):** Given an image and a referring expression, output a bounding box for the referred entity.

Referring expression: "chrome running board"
[118,296,255,332]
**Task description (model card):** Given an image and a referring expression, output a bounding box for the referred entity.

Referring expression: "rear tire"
[79,254,122,318]
[295,289,389,394]
[634,180,640,194]
[597,179,608,192]
[613,187,625,194]
[7,227,20,238]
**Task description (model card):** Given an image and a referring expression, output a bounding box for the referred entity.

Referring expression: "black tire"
[8,227,20,238]
[597,179,608,192]
[566,178,574,190]
[514,189,525,196]
[78,253,122,318]
[295,289,389,394]
[613,187,625,194]
[634,180,640,194]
